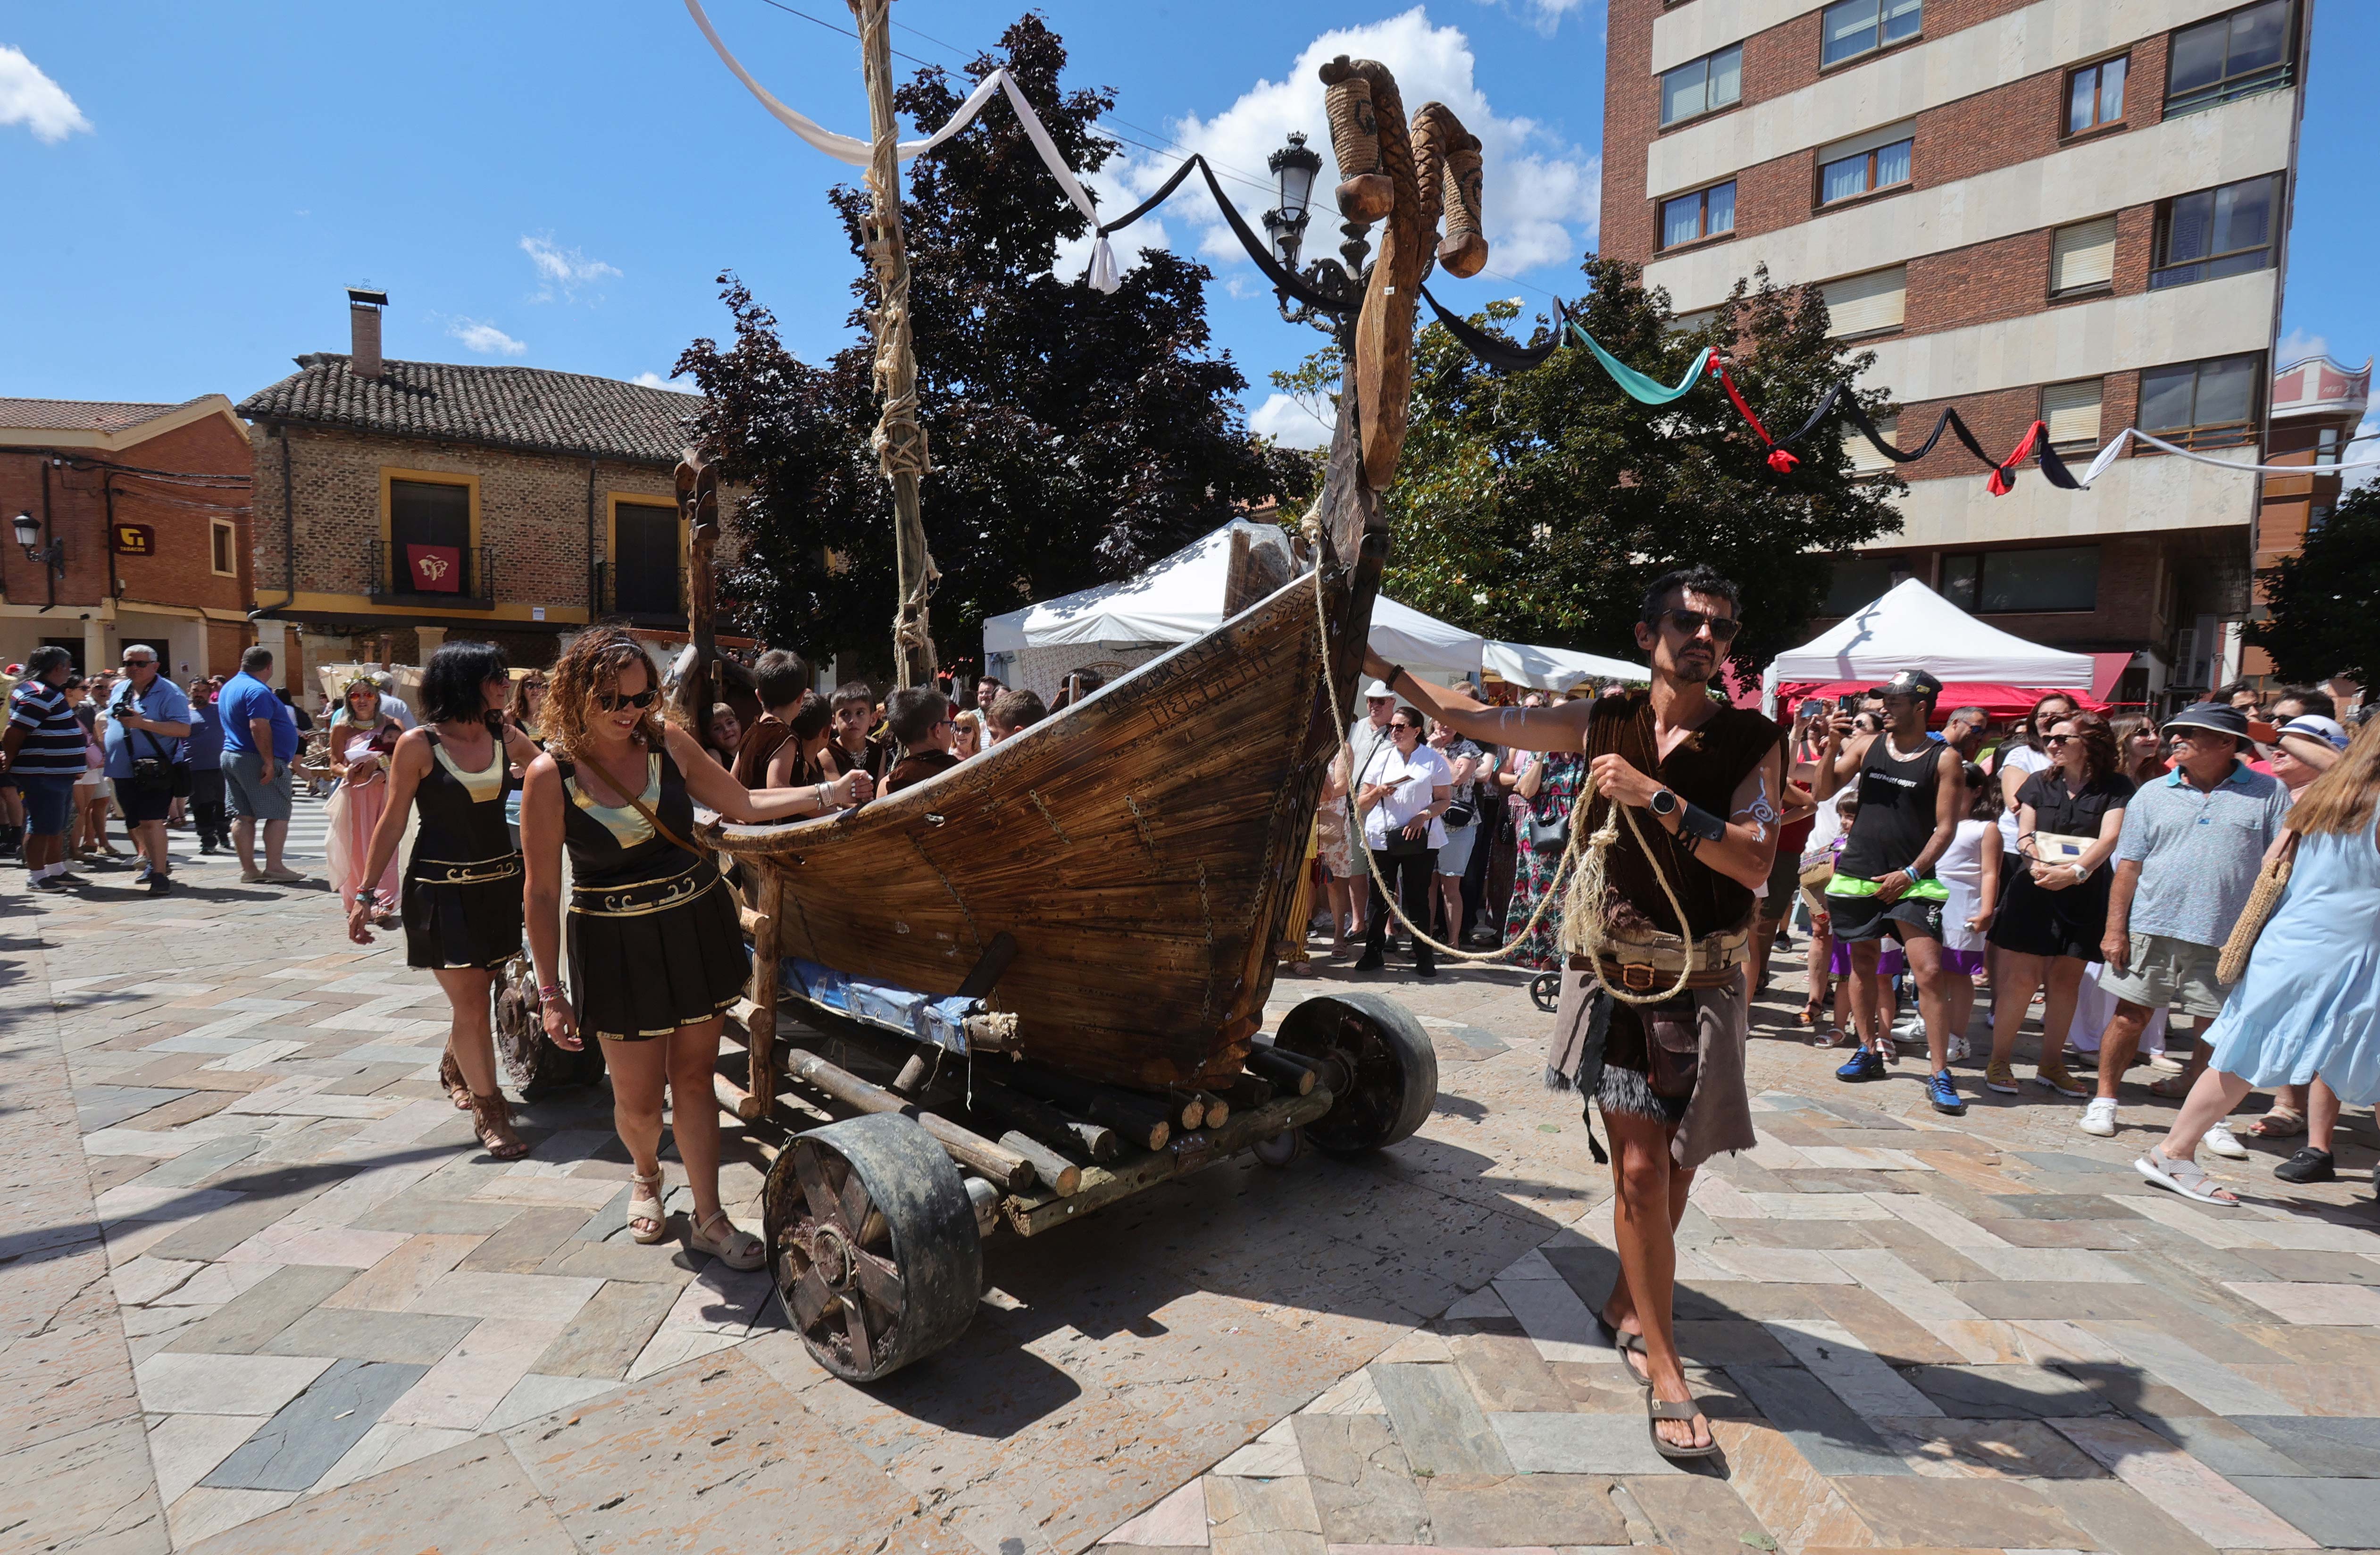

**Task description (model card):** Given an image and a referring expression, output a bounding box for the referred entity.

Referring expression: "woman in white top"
[1354,707,1453,978]
[1934,762,2003,1065]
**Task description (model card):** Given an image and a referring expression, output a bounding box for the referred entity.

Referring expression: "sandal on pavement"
[1644,1389,1720,1460]
[2249,1108,2307,1138]
[2134,1146,2238,1205]
[438,1049,473,1111]
[469,1092,529,1161]
[690,1208,766,1271]
[2148,1074,2194,1100]
[1594,1311,1652,1381]
[627,1170,668,1245]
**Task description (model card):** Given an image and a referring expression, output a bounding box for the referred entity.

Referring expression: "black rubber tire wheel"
[1272,992,1438,1156]
[1529,971,1561,1013]
[760,1113,982,1382]
[493,970,607,1095]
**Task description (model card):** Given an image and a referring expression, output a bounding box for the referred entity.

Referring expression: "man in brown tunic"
[1369,565,1780,1457]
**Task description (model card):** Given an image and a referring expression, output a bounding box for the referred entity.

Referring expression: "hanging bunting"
[1559,320,1714,405]
[1415,284,1564,375]
[2079,427,2380,483]
[1090,154,1357,314]
[1713,363,1800,473]
[684,0,1121,291]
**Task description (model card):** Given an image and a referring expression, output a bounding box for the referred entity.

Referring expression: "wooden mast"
[850,0,938,689]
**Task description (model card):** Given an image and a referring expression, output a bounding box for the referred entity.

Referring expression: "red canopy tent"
[1776,680,2111,721]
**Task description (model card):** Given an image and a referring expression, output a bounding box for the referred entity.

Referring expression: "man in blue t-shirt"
[218,645,305,884]
[182,675,228,853]
[105,644,193,895]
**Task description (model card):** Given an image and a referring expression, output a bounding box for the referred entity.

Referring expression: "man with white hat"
[2085,700,2291,1137]
[1348,679,1401,940]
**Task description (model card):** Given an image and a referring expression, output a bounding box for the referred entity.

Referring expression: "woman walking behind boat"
[344,643,544,1159]
[2137,717,2380,1206]
[521,627,867,1269]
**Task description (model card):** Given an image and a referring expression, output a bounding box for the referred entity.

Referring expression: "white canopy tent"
[1758,577,2098,714]
[1482,640,1648,692]
[982,520,1484,700]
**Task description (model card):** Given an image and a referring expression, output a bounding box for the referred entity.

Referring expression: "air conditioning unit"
[2171,614,2220,690]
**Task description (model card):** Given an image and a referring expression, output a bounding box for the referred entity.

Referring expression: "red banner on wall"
[404,544,463,593]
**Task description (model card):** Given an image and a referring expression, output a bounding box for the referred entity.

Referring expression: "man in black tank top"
[1814,668,1968,1112]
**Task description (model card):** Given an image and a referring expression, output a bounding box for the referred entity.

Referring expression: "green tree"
[1279,257,1906,679]
[2246,485,2380,685]
[677,16,1311,669]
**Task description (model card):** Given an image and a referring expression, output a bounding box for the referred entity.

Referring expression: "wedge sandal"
[627,1170,668,1245]
[689,1209,765,1271]
[2134,1146,2238,1205]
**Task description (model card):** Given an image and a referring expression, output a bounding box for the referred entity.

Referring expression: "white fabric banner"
[684,0,1119,291]
[2079,427,2380,485]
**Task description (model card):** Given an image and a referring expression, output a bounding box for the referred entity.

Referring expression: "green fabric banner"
[1565,322,1714,404]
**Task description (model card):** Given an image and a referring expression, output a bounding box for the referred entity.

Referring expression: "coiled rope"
[1306,541,1695,1004]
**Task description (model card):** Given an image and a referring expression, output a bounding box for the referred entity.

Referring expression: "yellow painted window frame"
[380,468,484,592]
[209,518,237,577]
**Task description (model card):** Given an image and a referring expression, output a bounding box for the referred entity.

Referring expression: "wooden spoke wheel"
[1273,992,1437,1156]
[760,1113,982,1382]
[492,966,606,1096]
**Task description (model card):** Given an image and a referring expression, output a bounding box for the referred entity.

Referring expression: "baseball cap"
[1879,669,1944,702]
[2164,702,2251,740]
[2281,713,2351,751]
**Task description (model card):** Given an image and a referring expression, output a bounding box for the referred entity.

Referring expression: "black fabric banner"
[1090,155,1356,315]
[1771,385,2082,491]
[1416,284,1565,376]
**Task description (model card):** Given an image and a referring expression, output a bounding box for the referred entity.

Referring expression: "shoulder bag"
[127,696,192,798]
[2216,831,2298,985]
[573,746,706,860]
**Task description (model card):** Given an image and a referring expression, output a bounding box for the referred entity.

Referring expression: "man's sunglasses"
[594,687,659,711]
[1650,608,1741,643]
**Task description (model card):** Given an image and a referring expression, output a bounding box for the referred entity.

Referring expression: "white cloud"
[1102,10,1599,287]
[1249,392,1334,450]
[520,234,622,302]
[0,46,91,143]
[633,370,699,394]
[1485,0,1596,37]
[2279,328,2331,367]
[450,318,526,356]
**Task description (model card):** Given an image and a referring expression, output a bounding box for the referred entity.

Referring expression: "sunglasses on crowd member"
[1650,607,1741,642]
[1390,719,1423,735]
[2041,734,2073,746]
[594,687,659,711]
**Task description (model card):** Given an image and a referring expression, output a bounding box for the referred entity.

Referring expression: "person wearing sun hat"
[2083,700,2292,1139]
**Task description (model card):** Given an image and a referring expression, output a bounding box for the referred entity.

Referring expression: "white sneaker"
[2201,1121,2249,1160]
[1947,1036,1971,1063]
[2079,1098,2119,1137]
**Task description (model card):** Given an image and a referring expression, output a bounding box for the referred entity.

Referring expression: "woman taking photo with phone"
[346,643,544,1157]
[521,627,869,1268]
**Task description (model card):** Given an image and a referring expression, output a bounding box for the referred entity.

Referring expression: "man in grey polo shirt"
[2083,702,2292,1137]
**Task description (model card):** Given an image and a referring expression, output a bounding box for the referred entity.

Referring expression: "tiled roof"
[236,355,704,465]
[0,396,203,434]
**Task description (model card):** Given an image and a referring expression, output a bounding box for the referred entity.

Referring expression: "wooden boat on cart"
[695,50,1494,1381]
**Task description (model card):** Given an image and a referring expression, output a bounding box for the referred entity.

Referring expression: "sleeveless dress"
[401,729,524,970]
[2205,811,2380,1104]
[554,746,749,1042]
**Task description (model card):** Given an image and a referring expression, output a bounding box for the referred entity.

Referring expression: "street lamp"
[1263,131,1372,337]
[15,511,64,578]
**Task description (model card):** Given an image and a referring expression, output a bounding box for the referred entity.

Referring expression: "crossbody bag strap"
[574,745,702,859]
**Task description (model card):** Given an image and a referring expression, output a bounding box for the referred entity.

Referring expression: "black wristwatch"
[1648,787,1679,818]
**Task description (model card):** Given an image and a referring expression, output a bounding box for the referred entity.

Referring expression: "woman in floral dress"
[1505,748,1584,971]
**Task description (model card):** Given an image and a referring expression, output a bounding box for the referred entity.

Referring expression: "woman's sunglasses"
[594,687,659,711]
[2042,734,2074,746]
[1391,722,1423,735]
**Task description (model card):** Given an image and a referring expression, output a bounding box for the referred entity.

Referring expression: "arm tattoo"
[1732,768,1777,843]
[1497,708,1526,731]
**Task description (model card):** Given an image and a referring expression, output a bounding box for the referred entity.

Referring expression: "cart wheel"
[1272,993,1438,1156]
[1251,1126,1305,1169]
[1529,971,1561,1013]
[760,1113,982,1382]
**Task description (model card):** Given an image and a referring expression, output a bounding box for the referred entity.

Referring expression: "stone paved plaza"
[7,798,2380,1553]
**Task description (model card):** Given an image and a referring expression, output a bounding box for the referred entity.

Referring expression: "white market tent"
[1482,640,1648,691]
[1758,577,2098,714]
[982,519,1483,700]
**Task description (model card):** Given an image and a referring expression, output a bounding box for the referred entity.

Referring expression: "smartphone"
[1800,699,1828,719]
[1836,692,1858,714]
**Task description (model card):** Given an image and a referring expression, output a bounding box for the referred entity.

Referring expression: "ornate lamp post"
[1262,132,1371,338]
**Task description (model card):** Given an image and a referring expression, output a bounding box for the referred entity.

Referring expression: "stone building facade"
[0,396,255,677]
[1603,0,2311,707]
[237,293,705,687]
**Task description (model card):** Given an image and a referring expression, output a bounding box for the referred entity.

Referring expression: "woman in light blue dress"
[2135,719,2380,1204]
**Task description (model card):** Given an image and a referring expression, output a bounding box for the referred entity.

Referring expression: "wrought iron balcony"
[367,541,496,608]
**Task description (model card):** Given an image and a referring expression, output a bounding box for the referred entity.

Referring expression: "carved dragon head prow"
[1317,57,1488,493]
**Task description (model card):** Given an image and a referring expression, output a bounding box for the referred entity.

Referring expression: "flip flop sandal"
[627,1170,668,1245]
[2134,1147,2238,1205]
[1645,1391,1720,1460]
[690,1209,766,1271]
[1594,1312,1652,1379]
[2249,1108,2307,1138]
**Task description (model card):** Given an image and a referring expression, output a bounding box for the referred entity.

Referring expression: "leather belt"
[570,861,720,919]
[1571,926,1750,992]
[411,855,521,886]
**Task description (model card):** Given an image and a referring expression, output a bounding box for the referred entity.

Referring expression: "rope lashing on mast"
[683,0,1121,291]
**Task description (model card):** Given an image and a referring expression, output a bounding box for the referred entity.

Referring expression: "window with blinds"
[2040,379,2104,451]
[1845,415,1899,474]
[1822,266,1907,336]
[2050,216,2118,296]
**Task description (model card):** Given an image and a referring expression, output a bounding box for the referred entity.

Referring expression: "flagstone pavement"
[6,798,2380,1553]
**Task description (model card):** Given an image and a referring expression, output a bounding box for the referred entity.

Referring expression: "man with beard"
[1369,565,1779,1460]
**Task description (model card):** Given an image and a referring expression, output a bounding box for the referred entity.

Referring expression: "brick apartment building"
[236,291,705,689]
[1603,0,2313,707]
[0,397,255,677]
[2239,350,2368,692]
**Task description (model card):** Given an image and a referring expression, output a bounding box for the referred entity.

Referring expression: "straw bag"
[2216,832,2298,985]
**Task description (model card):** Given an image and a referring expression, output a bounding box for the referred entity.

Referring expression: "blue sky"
[2,1,2371,452]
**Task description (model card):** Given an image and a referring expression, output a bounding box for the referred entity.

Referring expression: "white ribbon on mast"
[684,0,1119,291]
[2078,427,2380,485]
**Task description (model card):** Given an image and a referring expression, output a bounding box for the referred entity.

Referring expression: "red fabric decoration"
[404,543,464,593]
[1988,420,2049,496]
[1718,363,1800,471]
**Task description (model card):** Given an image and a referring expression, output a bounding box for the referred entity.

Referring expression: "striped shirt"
[7,679,89,778]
